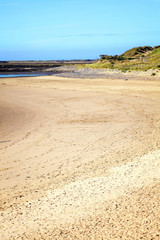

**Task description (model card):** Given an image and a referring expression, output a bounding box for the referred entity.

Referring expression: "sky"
[0,0,160,60]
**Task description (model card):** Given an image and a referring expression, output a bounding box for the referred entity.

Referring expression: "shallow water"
[0,73,53,78]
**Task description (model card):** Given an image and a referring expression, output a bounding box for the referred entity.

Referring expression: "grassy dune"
[83,45,160,71]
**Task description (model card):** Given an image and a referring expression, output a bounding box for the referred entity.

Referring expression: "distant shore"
[0,60,95,73]
[0,64,159,80]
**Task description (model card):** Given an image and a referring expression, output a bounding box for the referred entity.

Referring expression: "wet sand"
[0,74,160,239]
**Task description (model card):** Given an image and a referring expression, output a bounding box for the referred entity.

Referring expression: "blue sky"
[0,0,160,60]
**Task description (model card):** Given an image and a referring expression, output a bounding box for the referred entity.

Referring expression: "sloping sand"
[0,75,160,239]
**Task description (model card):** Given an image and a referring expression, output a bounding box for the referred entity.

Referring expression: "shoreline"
[0,72,56,78]
[53,66,160,80]
[0,65,160,80]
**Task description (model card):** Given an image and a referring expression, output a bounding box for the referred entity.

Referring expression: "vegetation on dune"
[83,45,160,71]
[121,46,153,58]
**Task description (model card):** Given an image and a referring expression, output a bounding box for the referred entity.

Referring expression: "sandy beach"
[0,72,160,239]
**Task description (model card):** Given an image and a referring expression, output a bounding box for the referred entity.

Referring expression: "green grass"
[82,45,160,71]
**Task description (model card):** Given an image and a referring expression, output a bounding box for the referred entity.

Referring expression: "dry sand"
[0,73,160,239]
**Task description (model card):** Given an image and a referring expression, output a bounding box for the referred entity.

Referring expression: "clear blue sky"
[0,0,160,60]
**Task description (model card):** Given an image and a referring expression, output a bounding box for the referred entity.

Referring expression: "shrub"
[151,73,156,76]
